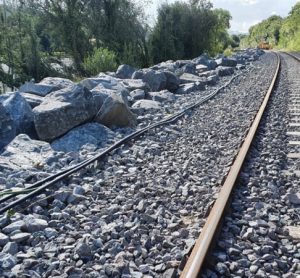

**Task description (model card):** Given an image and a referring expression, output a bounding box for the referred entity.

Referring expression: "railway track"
[182,52,300,277]
[0,52,282,277]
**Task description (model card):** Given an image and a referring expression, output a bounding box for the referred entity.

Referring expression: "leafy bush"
[223,48,233,57]
[83,47,117,75]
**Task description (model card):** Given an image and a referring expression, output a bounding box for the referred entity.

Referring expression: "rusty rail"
[180,52,281,278]
[283,51,300,62]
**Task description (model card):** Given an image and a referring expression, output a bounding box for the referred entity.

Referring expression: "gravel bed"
[202,53,300,277]
[0,53,279,278]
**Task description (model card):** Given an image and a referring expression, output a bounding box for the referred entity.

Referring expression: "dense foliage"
[241,3,300,51]
[150,1,232,63]
[0,0,232,89]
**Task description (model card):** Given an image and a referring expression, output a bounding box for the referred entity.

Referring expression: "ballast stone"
[33,84,96,141]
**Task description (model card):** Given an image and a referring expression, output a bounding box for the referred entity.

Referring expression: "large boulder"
[151,61,177,72]
[51,123,115,153]
[131,99,162,114]
[19,82,56,97]
[0,134,53,173]
[116,64,136,79]
[180,63,196,74]
[19,77,74,98]
[1,92,35,136]
[164,71,180,92]
[148,90,176,103]
[193,55,217,70]
[0,103,16,151]
[82,74,129,96]
[217,66,235,76]
[216,57,238,67]
[119,79,150,92]
[91,84,130,107]
[132,69,167,92]
[33,85,96,141]
[39,77,74,90]
[94,94,137,128]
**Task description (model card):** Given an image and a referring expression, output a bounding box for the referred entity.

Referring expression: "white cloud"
[241,0,259,5]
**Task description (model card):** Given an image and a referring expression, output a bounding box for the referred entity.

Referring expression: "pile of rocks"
[0,49,272,278]
[0,50,263,175]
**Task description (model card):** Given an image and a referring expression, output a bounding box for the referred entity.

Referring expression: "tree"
[149,1,231,64]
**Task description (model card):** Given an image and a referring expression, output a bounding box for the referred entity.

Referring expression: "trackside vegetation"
[0,0,237,89]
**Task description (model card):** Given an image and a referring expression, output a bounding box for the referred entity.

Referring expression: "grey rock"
[23,215,48,232]
[148,90,176,102]
[0,253,17,269]
[10,232,31,243]
[0,233,9,246]
[286,193,300,205]
[130,89,145,101]
[33,84,96,141]
[39,77,74,90]
[139,264,150,274]
[120,79,150,92]
[179,73,206,84]
[20,92,44,108]
[75,242,92,260]
[217,66,235,76]
[44,228,58,239]
[215,262,229,275]
[196,64,208,73]
[1,92,35,135]
[2,220,25,234]
[2,242,18,255]
[94,94,137,127]
[80,78,107,90]
[176,82,205,94]
[116,64,136,79]
[51,123,114,152]
[164,71,180,92]
[131,99,162,114]
[132,69,167,92]
[216,57,238,67]
[0,214,9,228]
[0,102,16,150]
[19,82,56,97]
[0,134,53,172]
[193,55,217,70]
[207,75,219,86]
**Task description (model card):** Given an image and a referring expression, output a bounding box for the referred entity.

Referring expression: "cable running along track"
[0,72,244,214]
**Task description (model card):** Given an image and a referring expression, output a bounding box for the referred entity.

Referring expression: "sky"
[143,0,299,33]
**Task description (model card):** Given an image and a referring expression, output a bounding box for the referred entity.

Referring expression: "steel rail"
[180,52,281,278]
[0,71,244,214]
[283,51,300,62]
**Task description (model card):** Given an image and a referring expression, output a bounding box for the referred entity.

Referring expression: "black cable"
[0,72,242,214]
